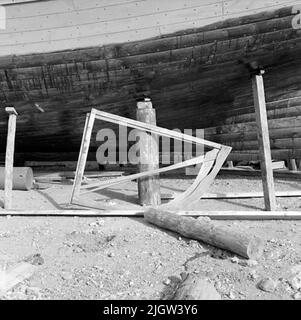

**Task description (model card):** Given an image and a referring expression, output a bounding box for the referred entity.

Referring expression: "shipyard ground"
[0,173,301,300]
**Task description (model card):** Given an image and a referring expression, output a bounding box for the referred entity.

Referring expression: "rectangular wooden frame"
[70,108,224,210]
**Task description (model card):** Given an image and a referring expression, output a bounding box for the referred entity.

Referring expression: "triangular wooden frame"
[70,108,231,211]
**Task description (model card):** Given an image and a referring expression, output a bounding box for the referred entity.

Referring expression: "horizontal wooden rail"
[0,209,301,220]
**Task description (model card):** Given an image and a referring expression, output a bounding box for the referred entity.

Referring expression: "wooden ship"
[1,0,301,164]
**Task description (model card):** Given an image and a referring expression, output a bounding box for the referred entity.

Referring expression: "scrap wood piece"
[172,274,221,300]
[0,262,37,295]
[144,208,265,259]
[162,145,231,210]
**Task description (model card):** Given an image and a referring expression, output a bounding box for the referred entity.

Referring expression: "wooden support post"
[252,71,277,211]
[288,159,298,171]
[4,107,18,210]
[227,161,234,168]
[136,99,161,206]
[298,159,301,171]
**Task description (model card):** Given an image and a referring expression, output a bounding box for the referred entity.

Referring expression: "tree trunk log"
[173,274,221,300]
[0,167,33,191]
[144,208,264,259]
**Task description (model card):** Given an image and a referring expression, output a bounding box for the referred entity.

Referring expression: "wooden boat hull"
[1,0,301,163]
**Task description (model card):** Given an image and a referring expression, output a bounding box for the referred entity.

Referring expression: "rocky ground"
[0,173,301,300]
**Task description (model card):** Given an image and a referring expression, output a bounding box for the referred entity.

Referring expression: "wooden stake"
[252,72,277,211]
[136,99,161,206]
[144,208,265,259]
[4,107,18,210]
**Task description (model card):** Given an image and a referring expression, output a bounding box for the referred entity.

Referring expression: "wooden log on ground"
[136,99,161,206]
[0,167,33,190]
[173,274,221,300]
[144,208,265,259]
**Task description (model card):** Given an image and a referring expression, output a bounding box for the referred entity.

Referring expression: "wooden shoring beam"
[252,71,277,211]
[4,107,18,210]
[0,209,301,220]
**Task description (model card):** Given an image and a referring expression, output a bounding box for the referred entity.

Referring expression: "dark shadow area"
[35,189,64,209]
[94,188,138,205]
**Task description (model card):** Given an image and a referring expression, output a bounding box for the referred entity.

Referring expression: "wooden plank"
[93,109,222,150]
[162,190,301,200]
[252,72,277,211]
[0,209,301,220]
[79,152,213,194]
[220,167,301,179]
[4,107,17,210]
[70,111,95,201]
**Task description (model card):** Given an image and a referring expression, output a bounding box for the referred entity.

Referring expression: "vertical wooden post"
[252,71,277,211]
[227,161,234,168]
[4,107,18,210]
[288,159,298,171]
[136,98,161,206]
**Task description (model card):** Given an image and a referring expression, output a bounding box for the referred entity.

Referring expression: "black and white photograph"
[0,0,301,305]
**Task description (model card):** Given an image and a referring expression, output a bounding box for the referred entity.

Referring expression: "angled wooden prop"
[70,108,231,211]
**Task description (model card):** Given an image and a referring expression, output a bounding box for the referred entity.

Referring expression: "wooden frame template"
[70,108,232,211]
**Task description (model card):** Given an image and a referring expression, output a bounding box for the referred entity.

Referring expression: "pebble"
[257,278,277,293]
[228,291,236,299]
[61,272,73,281]
[289,274,301,290]
[291,265,301,275]
[239,259,258,267]
[163,279,171,286]
[293,292,301,300]
[25,287,41,298]
[107,252,115,258]
[89,220,104,227]
[249,270,258,280]
[230,256,240,264]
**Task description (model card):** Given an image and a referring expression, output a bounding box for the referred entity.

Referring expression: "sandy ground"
[0,173,301,300]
